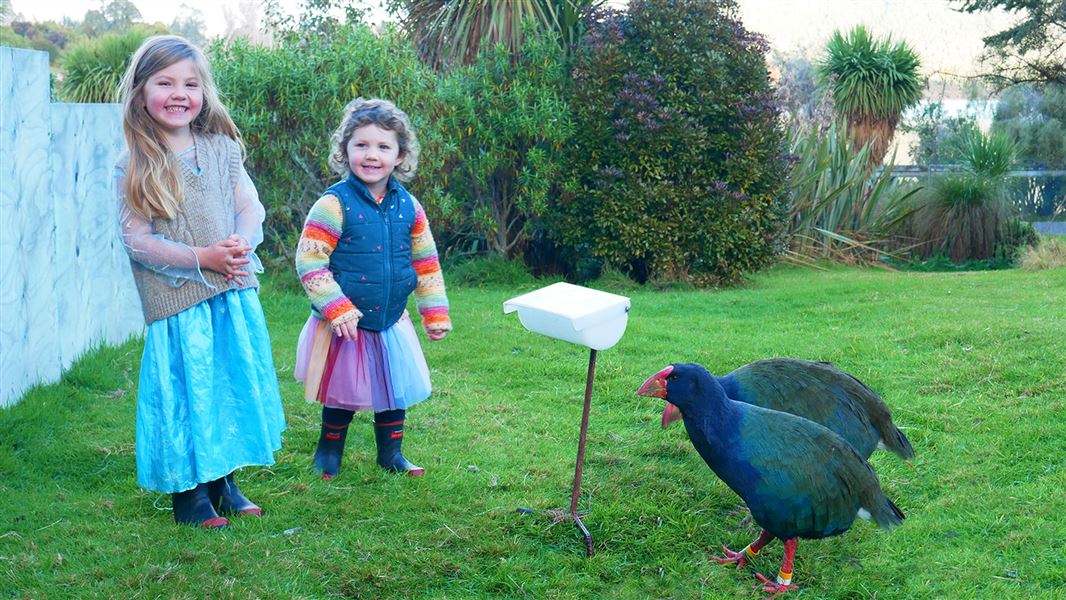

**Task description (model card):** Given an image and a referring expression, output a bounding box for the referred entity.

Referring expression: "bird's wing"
[730,359,879,456]
[736,404,877,538]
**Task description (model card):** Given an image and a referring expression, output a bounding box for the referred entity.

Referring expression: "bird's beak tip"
[636,375,666,399]
[636,366,673,399]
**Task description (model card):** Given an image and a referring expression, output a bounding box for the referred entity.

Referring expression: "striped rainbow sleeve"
[410,197,451,333]
[295,194,361,326]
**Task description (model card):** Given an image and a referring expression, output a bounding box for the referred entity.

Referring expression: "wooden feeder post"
[503,283,631,557]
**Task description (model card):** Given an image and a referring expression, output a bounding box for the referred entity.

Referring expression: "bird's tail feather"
[885,426,915,461]
[873,497,905,531]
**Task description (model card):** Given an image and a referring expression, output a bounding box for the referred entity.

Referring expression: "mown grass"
[2,265,1064,599]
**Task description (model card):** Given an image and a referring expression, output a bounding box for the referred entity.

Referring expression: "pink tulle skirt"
[294,312,431,412]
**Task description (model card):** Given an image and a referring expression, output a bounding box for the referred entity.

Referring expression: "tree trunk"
[848,113,898,169]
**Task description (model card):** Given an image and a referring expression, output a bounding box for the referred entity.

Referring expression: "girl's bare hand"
[226,234,252,257]
[428,330,447,341]
[198,239,251,284]
[334,320,359,342]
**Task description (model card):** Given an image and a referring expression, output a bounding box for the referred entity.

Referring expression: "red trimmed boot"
[313,407,353,480]
[208,473,262,517]
[173,483,228,528]
[374,409,424,477]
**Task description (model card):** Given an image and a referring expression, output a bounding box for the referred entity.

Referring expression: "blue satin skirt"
[135,288,286,493]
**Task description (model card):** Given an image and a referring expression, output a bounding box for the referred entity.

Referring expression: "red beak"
[637,366,683,427]
[636,365,673,399]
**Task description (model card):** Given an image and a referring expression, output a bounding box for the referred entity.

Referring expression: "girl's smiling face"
[346,124,404,196]
[142,58,203,143]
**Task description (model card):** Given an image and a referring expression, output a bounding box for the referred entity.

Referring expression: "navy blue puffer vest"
[324,175,418,332]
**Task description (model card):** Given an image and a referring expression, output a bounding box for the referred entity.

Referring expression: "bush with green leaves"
[426,33,572,259]
[551,0,789,285]
[210,20,442,275]
[213,10,577,274]
[59,25,162,103]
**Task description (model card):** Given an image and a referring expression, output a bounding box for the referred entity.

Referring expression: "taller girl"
[295,98,451,480]
[116,36,285,528]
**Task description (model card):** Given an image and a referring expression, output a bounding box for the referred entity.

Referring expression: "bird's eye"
[667,374,678,382]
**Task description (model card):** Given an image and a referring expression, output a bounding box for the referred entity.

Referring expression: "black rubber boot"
[313,406,354,480]
[374,409,424,477]
[172,483,228,528]
[208,473,262,516]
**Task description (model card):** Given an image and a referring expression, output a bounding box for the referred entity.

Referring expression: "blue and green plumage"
[702,358,913,460]
[638,362,907,591]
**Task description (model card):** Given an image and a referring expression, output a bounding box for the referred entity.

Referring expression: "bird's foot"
[710,545,748,569]
[753,572,798,597]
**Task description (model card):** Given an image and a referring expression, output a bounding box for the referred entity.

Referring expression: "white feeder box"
[503,283,631,556]
[503,282,631,350]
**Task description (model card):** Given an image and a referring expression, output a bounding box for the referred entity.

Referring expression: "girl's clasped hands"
[196,233,253,284]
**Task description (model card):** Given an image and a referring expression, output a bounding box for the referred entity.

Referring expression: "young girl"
[294,98,451,480]
[116,36,286,528]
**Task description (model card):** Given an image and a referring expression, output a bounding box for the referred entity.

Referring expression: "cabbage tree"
[817,25,923,167]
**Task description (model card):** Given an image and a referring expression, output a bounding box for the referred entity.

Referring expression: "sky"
[10,0,1015,78]
[6,0,391,37]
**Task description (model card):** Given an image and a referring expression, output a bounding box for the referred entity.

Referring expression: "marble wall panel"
[1,48,56,407]
[1,48,141,407]
[51,103,141,370]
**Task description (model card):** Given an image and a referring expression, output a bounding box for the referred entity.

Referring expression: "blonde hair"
[329,98,419,181]
[118,35,244,219]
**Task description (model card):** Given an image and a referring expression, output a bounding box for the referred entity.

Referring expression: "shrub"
[1018,235,1066,270]
[59,26,162,102]
[552,0,789,285]
[909,174,1012,261]
[445,255,539,288]
[906,129,1023,262]
[426,32,572,259]
[213,12,572,272]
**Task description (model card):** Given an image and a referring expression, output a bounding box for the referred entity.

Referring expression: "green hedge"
[211,20,570,272]
[550,0,790,284]
[213,2,793,286]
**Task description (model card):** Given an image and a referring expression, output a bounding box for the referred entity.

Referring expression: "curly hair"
[328,98,419,181]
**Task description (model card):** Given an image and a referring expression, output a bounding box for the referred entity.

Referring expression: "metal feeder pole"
[569,348,597,556]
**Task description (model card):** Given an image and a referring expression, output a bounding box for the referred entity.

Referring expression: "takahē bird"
[637,363,905,595]
[659,358,913,461]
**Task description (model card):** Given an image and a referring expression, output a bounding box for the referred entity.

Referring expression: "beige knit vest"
[119,132,260,325]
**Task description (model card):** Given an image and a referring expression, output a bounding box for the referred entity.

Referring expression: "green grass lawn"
[2,265,1064,599]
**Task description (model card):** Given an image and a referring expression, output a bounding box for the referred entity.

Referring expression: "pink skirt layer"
[294,312,431,412]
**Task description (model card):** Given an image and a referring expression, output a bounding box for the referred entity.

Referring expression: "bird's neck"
[717,373,743,402]
[682,394,742,460]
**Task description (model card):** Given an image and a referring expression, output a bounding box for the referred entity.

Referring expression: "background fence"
[1,47,141,408]
[888,165,1066,219]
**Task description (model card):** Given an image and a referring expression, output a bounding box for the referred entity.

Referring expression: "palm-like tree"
[817,25,923,167]
[394,0,601,69]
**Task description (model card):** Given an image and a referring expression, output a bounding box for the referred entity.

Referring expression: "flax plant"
[787,121,920,265]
